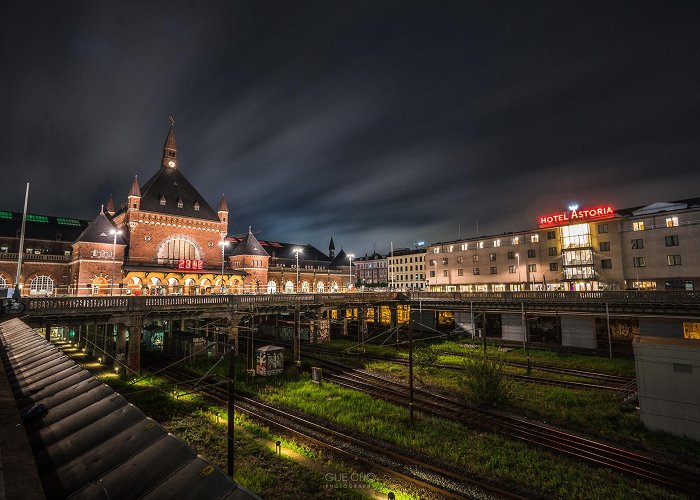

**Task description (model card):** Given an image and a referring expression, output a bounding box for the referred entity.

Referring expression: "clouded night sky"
[2,1,699,256]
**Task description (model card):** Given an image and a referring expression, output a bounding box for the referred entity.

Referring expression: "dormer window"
[177,199,184,209]
[160,196,166,206]
[194,202,200,211]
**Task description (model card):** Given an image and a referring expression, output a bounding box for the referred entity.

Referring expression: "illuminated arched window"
[316,281,325,293]
[30,275,54,295]
[157,237,199,265]
[301,281,310,293]
[284,281,294,293]
[330,281,339,293]
[267,281,277,294]
[0,276,6,290]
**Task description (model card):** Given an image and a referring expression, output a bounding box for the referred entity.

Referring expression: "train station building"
[0,120,349,296]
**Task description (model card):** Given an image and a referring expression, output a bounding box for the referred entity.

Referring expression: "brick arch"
[155,234,203,263]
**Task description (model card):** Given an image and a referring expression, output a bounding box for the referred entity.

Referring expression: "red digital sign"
[178,259,203,270]
[538,205,614,228]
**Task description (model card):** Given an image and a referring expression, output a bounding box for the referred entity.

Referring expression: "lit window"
[457,256,463,264]
[493,239,501,247]
[489,253,496,261]
[477,241,484,249]
[160,196,166,206]
[194,202,200,211]
[530,235,539,243]
[511,237,519,245]
[528,264,536,272]
[461,243,468,251]
[449,245,454,252]
[667,255,682,266]
[177,200,183,208]
[633,221,644,231]
[429,259,435,266]
[508,266,516,274]
[666,217,679,227]
[442,257,448,265]
[473,255,479,262]
[665,235,679,246]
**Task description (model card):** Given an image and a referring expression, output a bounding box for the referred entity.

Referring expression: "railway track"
[260,339,633,393]
[138,352,526,499]
[305,354,699,495]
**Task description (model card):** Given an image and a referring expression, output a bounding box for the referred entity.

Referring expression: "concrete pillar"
[116,323,127,367]
[560,315,597,349]
[127,315,144,373]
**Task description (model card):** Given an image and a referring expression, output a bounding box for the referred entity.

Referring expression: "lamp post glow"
[109,229,122,296]
[220,240,229,293]
[347,254,354,291]
[293,248,303,293]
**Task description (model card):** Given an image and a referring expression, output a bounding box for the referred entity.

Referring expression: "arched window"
[284,281,294,294]
[0,276,6,290]
[168,277,179,286]
[131,276,142,286]
[267,281,277,294]
[150,277,161,286]
[30,275,54,295]
[316,281,325,293]
[301,281,310,293]
[330,281,339,293]
[185,278,195,286]
[157,237,199,265]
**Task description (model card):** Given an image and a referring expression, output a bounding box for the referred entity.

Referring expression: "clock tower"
[162,115,178,169]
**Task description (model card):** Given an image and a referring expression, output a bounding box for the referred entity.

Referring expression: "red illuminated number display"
[177,259,203,270]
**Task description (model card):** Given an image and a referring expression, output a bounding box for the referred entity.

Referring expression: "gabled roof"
[330,249,348,269]
[138,166,219,221]
[228,228,269,257]
[225,236,331,266]
[75,210,126,245]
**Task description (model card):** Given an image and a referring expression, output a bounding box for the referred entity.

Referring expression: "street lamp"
[220,240,229,294]
[347,254,354,291]
[516,253,521,291]
[293,248,303,293]
[109,229,122,296]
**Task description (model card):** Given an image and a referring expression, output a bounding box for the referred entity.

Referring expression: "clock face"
[168,160,176,167]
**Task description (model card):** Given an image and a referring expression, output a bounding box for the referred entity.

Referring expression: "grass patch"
[252,375,679,499]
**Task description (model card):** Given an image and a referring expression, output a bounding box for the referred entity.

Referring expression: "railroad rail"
[307,355,700,495]
[135,352,525,499]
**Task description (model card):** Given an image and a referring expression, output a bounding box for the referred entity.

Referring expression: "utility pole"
[227,342,235,477]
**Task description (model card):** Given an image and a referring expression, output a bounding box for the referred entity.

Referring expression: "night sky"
[2,1,699,256]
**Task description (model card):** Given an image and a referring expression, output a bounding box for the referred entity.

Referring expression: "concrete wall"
[633,336,700,441]
[560,315,596,348]
[638,318,685,339]
[502,313,524,342]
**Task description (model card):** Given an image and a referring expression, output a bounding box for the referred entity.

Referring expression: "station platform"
[0,317,259,500]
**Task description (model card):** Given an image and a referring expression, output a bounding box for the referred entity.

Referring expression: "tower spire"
[162,116,178,168]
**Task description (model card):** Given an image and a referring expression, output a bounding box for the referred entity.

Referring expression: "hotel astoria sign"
[538,205,614,228]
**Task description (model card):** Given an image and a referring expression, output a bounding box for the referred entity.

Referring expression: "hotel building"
[427,200,700,292]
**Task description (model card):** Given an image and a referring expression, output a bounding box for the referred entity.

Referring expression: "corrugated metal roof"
[0,318,259,500]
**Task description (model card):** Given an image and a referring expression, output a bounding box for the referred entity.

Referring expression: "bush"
[460,356,513,407]
[412,346,440,370]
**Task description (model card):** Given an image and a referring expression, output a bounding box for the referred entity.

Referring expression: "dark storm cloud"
[1,1,699,255]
